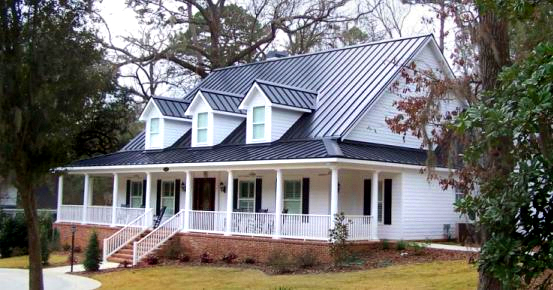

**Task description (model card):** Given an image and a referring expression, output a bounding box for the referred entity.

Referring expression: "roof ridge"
[212,34,433,73]
[254,79,318,94]
[199,88,243,98]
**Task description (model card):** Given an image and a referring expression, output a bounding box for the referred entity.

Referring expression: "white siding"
[0,181,17,207]
[212,114,243,145]
[163,119,191,148]
[401,169,459,240]
[377,172,403,240]
[270,108,303,141]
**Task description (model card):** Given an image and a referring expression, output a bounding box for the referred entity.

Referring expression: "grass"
[0,253,68,269]
[91,260,477,290]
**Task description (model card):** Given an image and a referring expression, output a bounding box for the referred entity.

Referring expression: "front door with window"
[193,178,215,211]
[130,181,144,208]
[238,181,255,212]
[161,181,176,216]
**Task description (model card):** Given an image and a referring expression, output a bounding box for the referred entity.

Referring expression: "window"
[455,188,464,202]
[130,181,143,208]
[238,181,255,212]
[284,180,302,214]
[378,180,384,223]
[197,112,208,144]
[161,181,175,216]
[252,106,265,140]
[149,118,161,147]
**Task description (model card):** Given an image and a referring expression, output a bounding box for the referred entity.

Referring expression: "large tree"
[0,1,130,289]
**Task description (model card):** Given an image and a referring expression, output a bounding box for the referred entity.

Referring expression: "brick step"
[107,256,131,264]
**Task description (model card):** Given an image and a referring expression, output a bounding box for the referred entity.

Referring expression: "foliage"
[381,239,390,250]
[243,257,256,264]
[396,240,407,251]
[39,227,50,265]
[409,242,427,256]
[222,252,238,264]
[295,250,319,269]
[328,212,351,266]
[145,254,159,265]
[454,42,553,289]
[160,238,183,260]
[0,212,28,257]
[49,229,61,252]
[83,232,101,272]
[62,244,71,252]
[267,249,294,274]
[200,252,213,263]
[178,254,190,263]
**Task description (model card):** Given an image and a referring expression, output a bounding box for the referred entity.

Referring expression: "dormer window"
[197,112,208,144]
[252,106,265,140]
[149,118,161,148]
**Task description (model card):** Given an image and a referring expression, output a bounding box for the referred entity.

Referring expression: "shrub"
[328,212,351,266]
[267,249,294,274]
[73,246,82,253]
[62,244,71,252]
[243,257,256,264]
[49,229,61,251]
[410,242,427,256]
[0,213,28,257]
[178,254,190,263]
[145,254,159,265]
[295,250,318,269]
[381,239,390,250]
[161,238,183,260]
[396,240,407,251]
[200,252,213,263]
[222,252,238,264]
[83,231,101,272]
[40,227,50,265]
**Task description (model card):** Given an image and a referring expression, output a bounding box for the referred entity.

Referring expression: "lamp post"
[70,224,77,273]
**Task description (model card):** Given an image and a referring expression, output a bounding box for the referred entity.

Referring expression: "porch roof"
[67,137,431,168]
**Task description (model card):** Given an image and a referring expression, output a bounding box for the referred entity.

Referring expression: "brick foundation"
[54,223,119,250]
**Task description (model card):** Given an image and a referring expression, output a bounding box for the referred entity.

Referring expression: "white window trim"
[130,181,143,208]
[193,111,214,147]
[251,106,266,141]
[283,179,302,214]
[160,180,176,215]
[237,179,256,212]
[146,118,164,149]
[196,112,209,145]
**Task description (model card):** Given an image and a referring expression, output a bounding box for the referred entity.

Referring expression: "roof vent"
[266,50,289,59]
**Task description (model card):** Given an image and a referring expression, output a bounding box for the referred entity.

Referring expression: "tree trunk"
[19,183,44,290]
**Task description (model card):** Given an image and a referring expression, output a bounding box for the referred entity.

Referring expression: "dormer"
[139,97,192,150]
[185,89,245,147]
[239,80,316,144]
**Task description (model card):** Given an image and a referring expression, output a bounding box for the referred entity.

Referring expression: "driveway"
[0,262,118,290]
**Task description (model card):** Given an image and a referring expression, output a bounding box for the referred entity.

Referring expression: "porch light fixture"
[163,167,169,172]
[219,182,226,193]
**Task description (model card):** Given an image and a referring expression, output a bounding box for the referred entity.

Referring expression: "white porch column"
[183,171,192,232]
[330,167,339,226]
[371,171,379,240]
[111,173,119,227]
[82,174,90,224]
[274,169,283,239]
[145,172,152,226]
[225,170,234,236]
[56,175,63,222]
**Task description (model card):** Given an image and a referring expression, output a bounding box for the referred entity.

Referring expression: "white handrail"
[103,208,153,262]
[345,215,372,240]
[132,210,185,265]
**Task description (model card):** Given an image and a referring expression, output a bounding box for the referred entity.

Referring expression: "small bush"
[222,252,238,264]
[328,213,351,266]
[62,244,71,251]
[200,252,213,263]
[381,239,390,250]
[243,257,256,264]
[145,254,159,265]
[83,232,101,271]
[178,254,190,263]
[410,242,427,256]
[74,246,82,253]
[267,250,294,274]
[161,238,183,260]
[40,227,50,265]
[396,240,407,251]
[295,250,318,269]
[49,229,61,252]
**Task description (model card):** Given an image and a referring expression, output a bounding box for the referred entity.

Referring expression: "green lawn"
[0,253,68,269]
[92,260,477,290]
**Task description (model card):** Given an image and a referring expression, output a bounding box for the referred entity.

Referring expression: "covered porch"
[57,162,400,241]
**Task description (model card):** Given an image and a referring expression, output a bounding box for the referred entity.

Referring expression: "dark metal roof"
[255,80,316,110]
[199,89,244,114]
[152,97,190,119]
[70,138,433,167]
[120,131,145,151]
[184,35,432,139]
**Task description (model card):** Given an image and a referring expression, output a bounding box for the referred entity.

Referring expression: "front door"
[193,178,216,211]
[161,180,176,216]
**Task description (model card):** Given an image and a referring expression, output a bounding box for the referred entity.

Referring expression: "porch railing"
[189,210,226,233]
[103,208,153,262]
[280,214,331,240]
[231,212,275,237]
[114,207,145,225]
[133,209,185,265]
[345,215,372,240]
[58,205,83,223]
[86,206,112,225]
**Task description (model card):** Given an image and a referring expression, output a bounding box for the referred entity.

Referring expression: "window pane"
[252,107,265,123]
[150,118,159,133]
[197,113,208,128]
[197,128,207,143]
[253,124,264,139]
[284,201,301,214]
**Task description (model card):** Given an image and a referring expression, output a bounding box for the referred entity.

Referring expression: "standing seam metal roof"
[199,89,244,114]
[152,97,191,119]
[255,79,317,110]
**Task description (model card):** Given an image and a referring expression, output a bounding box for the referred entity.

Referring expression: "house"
[54,34,462,265]
[0,178,17,209]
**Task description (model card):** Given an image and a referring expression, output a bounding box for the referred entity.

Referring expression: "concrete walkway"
[424,243,480,252]
[0,262,118,290]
